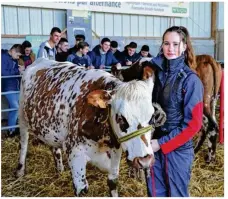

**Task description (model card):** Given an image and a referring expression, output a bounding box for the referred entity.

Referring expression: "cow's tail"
[208,57,222,131]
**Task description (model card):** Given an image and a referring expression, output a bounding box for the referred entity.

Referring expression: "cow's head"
[87,73,155,169]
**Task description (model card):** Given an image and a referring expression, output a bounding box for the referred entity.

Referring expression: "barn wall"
[1,6,66,35]
[91,2,211,38]
[1,2,221,57]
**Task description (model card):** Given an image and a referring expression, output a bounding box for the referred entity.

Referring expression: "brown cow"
[194,55,222,163]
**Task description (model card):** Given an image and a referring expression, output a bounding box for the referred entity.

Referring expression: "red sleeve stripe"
[160,102,203,154]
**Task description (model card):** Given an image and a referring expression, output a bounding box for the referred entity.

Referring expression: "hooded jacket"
[1,49,20,92]
[121,50,140,66]
[88,45,119,69]
[37,41,56,60]
[152,54,204,154]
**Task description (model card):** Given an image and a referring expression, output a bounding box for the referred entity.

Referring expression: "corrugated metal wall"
[91,2,211,38]
[1,2,219,57]
[1,6,66,35]
[2,2,211,37]
[217,2,224,30]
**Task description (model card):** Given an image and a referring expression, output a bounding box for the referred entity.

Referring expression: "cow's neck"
[144,75,155,96]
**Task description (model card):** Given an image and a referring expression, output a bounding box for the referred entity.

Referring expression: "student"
[19,40,35,69]
[146,26,204,197]
[56,38,69,62]
[1,44,24,137]
[67,42,93,69]
[121,42,140,66]
[139,45,153,58]
[88,37,121,69]
[68,34,85,55]
[110,40,122,61]
[37,27,61,60]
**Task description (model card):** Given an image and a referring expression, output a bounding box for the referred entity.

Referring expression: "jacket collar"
[153,54,186,73]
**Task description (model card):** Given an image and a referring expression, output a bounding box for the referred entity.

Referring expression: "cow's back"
[21,59,121,147]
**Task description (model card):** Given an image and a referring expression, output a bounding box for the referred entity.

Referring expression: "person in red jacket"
[146,26,204,197]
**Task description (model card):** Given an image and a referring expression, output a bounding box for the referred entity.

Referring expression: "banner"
[3,2,189,17]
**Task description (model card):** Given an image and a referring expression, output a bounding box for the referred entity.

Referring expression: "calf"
[16,58,156,196]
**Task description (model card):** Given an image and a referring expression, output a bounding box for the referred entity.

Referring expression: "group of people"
[1,26,154,138]
[1,25,204,197]
[37,27,153,69]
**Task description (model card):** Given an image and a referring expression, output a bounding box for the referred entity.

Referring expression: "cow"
[112,55,222,163]
[16,58,157,196]
[194,55,222,163]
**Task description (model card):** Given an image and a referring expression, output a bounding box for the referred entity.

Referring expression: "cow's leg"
[52,147,64,172]
[68,147,88,196]
[16,116,29,177]
[107,147,122,197]
[206,128,217,163]
[194,115,208,153]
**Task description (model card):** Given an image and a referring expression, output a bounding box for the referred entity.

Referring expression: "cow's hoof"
[56,166,64,173]
[74,181,89,196]
[77,187,89,197]
[110,190,118,197]
[15,169,25,178]
[205,155,215,164]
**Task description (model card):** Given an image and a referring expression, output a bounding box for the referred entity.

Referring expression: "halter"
[102,106,153,144]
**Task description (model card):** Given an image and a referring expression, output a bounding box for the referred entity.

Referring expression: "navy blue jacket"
[88,45,119,69]
[67,53,92,67]
[120,50,140,65]
[1,49,20,92]
[152,54,204,154]
[113,49,123,62]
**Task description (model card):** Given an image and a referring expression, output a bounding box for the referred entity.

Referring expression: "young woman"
[146,26,204,197]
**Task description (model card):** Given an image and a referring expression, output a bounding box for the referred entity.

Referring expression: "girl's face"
[162,31,187,60]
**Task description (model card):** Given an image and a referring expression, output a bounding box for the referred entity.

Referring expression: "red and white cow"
[16,58,156,196]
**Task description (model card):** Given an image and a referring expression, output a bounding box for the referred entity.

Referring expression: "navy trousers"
[146,148,194,197]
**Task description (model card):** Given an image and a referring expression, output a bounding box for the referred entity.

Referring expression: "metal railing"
[1,75,22,131]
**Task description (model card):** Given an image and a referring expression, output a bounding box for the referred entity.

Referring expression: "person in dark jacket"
[18,40,35,69]
[139,45,153,58]
[68,34,85,55]
[67,41,93,69]
[88,37,121,69]
[144,26,203,197]
[1,44,23,137]
[56,38,69,62]
[121,42,140,66]
[110,40,123,62]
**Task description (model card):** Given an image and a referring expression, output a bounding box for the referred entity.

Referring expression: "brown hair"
[160,26,197,70]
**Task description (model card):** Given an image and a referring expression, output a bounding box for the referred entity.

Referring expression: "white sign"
[3,2,189,17]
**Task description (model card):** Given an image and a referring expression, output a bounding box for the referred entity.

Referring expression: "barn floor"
[1,135,224,197]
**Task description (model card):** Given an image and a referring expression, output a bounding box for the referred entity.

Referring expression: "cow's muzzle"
[132,154,155,169]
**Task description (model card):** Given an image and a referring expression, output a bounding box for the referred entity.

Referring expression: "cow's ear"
[87,90,111,108]
[143,66,154,80]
